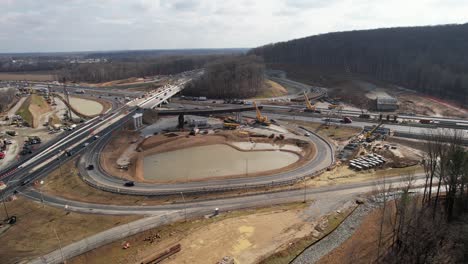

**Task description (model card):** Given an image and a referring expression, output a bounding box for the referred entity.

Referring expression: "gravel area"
[292,201,378,264]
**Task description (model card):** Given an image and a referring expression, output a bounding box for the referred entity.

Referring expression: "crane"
[253,101,270,125]
[303,92,320,113]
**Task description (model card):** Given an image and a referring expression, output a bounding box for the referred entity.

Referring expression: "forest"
[57,55,219,83]
[182,55,265,99]
[250,23,468,106]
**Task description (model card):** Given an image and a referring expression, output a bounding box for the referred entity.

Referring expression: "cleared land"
[0,72,56,81]
[29,94,51,128]
[255,80,288,98]
[68,202,338,264]
[15,96,33,126]
[0,197,140,264]
[288,120,362,143]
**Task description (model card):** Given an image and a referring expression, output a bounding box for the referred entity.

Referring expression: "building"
[376,96,398,111]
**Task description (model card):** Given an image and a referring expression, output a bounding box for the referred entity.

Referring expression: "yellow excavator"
[223,116,240,130]
[303,92,320,113]
[253,101,270,126]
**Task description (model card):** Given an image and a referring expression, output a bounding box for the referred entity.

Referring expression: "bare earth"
[68,203,315,264]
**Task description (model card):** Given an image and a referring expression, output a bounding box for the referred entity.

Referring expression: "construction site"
[0,69,466,264]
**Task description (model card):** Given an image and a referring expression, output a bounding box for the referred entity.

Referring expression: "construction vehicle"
[223,122,240,130]
[303,92,321,113]
[328,104,339,110]
[419,119,433,124]
[253,102,270,126]
[223,116,241,129]
[365,121,384,142]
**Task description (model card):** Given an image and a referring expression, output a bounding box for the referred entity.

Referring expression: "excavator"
[223,116,240,130]
[303,92,321,113]
[253,101,270,126]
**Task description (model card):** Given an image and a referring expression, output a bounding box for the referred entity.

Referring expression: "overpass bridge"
[151,105,263,116]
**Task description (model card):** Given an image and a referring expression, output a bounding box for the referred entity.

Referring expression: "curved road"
[78,126,334,195]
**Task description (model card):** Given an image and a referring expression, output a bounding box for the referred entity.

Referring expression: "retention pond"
[143,144,299,181]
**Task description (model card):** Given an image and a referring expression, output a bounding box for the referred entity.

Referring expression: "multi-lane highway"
[0,80,189,197]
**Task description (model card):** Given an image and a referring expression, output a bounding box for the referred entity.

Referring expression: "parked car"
[124,181,135,187]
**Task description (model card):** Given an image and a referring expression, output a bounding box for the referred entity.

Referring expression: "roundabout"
[78,117,335,196]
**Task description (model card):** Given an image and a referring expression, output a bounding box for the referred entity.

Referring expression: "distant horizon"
[2,0,468,53]
[0,47,250,56]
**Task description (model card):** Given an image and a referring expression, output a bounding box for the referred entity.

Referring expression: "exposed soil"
[29,94,51,128]
[68,203,314,264]
[254,80,288,98]
[396,93,467,118]
[0,72,56,81]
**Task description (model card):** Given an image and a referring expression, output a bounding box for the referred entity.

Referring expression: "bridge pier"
[132,113,143,130]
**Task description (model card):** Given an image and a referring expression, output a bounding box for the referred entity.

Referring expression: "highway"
[0,79,191,197]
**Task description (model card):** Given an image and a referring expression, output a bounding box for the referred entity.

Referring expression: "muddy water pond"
[143,144,299,181]
[68,96,103,116]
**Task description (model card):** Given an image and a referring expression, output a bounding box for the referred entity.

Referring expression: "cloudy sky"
[1,0,467,53]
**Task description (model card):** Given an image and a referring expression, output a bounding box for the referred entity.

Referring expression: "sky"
[1,0,468,53]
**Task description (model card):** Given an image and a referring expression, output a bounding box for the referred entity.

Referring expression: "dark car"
[124,181,135,187]
[87,164,94,170]
[21,179,31,186]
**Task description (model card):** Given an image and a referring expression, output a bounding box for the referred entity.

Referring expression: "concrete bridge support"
[132,113,143,130]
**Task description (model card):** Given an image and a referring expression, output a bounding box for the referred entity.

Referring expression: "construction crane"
[62,78,72,120]
[366,121,384,142]
[303,92,320,113]
[253,101,270,126]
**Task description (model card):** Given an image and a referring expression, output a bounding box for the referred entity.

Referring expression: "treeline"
[183,55,265,99]
[250,24,468,106]
[84,48,247,60]
[374,131,468,263]
[0,59,65,73]
[57,55,219,83]
[0,88,17,112]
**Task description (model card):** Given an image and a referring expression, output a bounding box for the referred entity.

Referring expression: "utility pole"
[180,192,187,222]
[62,78,72,121]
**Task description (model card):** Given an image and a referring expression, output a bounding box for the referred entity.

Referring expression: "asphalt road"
[79,125,334,195]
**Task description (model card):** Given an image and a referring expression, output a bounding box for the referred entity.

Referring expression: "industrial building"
[376,96,398,111]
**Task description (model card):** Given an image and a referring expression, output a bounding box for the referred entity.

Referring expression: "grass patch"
[0,197,141,263]
[30,93,47,108]
[15,96,33,126]
[258,206,356,264]
[255,80,288,98]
